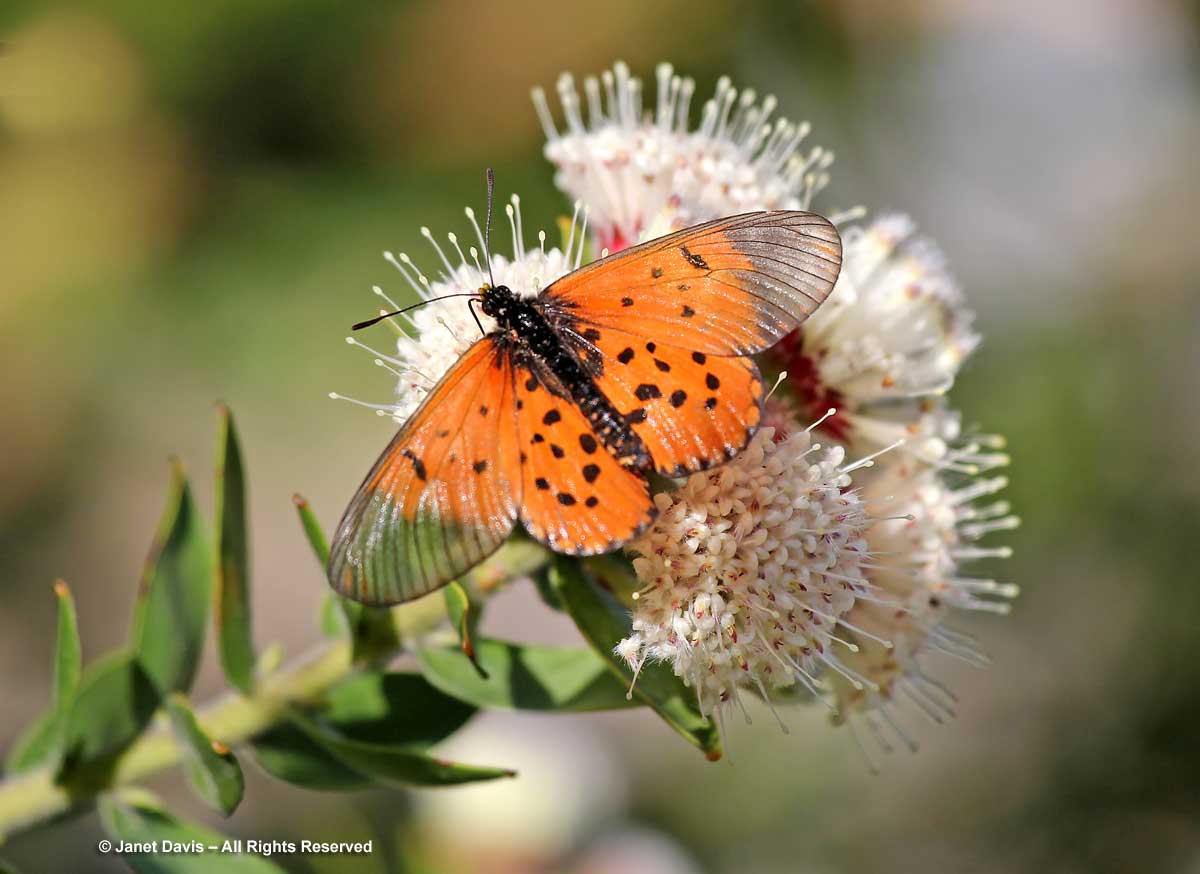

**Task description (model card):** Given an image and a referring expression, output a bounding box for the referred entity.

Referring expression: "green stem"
[0,539,552,842]
[0,641,352,842]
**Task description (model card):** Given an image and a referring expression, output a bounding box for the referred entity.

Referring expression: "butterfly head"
[479,283,517,321]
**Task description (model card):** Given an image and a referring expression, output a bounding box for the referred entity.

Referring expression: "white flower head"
[772,215,982,462]
[830,453,1019,750]
[534,61,834,252]
[616,426,881,725]
[331,195,588,423]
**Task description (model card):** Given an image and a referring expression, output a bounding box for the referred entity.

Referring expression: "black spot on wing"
[706,373,721,390]
[618,347,635,364]
[635,384,662,401]
[473,460,488,473]
[579,433,598,453]
[692,352,707,365]
[543,409,562,425]
[401,449,426,481]
[670,389,687,408]
[582,463,600,483]
[557,492,577,506]
[679,245,709,270]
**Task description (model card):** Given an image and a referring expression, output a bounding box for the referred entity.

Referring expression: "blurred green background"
[3,1,1199,872]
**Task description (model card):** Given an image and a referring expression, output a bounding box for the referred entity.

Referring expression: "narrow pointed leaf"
[132,461,212,696]
[57,651,159,788]
[4,710,56,775]
[214,407,255,693]
[443,581,486,677]
[418,639,637,712]
[288,712,514,787]
[252,723,372,790]
[294,494,398,663]
[5,582,82,774]
[99,791,288,873]
[320,672,475,747]
[550,556,722,759]
[292,493,330,565]
[165,694,244,816]
[51,581,82,721]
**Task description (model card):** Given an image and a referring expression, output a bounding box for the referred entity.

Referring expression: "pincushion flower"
[828,456,1019,747]
[534,61,833,253]
[771,215,983,462]
[615,426,879,722]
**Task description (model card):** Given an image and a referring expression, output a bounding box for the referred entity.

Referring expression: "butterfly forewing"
[328,338,521,605]
[542,211,841,356]
[513,357,654,553]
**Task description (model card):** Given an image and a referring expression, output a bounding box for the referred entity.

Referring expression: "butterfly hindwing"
[513,356,654,553]
[556,326,764,475]
[328,338,521,605]
[541,211,842,356]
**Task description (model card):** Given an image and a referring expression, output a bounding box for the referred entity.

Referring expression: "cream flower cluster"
[534,61,833,252]
[616,427,872,720]
[536,61,1018,747]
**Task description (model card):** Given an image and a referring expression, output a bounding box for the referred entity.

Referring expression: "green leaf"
[251,724,370,791]
[51,581,82,723]
[288,712,515,787]
[57,651,159,788]
[164,694,244,816]
[320,672,475,747]
[550,556,722,759]
[99,790,288,873]
[292,492,330,565]
[5,582,82,775]
[4,709,57,775]
[214,407,255,694]
[442,581,486,677]
[418,639,638,712]
[294,493,398,663]
[531,565,565,611]
[132,461,212,696]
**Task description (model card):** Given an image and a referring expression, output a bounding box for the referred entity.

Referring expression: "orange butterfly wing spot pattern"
[329,340,523,605]
[544,211,842,356]
[513,358,654,553]
[329,210,843,605]
[557,324,764,476]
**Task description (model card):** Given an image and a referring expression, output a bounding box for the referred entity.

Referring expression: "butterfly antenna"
[351,292,481,331]
[483,167,498,289]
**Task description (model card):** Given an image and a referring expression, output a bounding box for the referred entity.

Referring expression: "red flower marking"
[772,329,853,442]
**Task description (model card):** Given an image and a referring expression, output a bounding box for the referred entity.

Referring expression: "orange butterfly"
[329,210,842,605]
